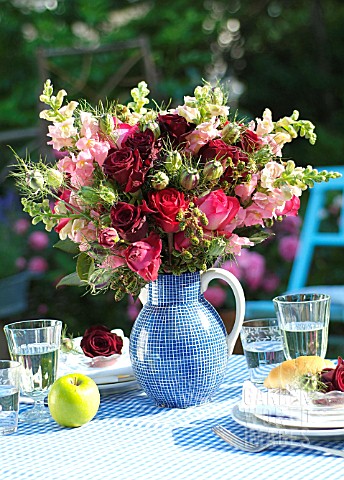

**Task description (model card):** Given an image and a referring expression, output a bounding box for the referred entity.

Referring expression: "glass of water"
[240,318,285,384]
[0,360,21,435]
[273,293,330,359]
[4,319,62,423]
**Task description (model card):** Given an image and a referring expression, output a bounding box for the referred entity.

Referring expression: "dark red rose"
[110,201,152,242]
[147,188,188,233]
[80,325,123,358]
[240,128,265,152]
[321,357,344,392]
[103,147,145,193]
[158,113,194,145]
[123,128,156,161]
[198,139,241,167]
[125,232,162,282]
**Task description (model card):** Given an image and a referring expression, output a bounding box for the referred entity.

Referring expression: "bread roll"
[264,356,335,389]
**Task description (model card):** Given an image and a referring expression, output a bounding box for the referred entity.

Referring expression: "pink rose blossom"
[28,231,49,250]
[196,190,240,231]
[125,232,162,282]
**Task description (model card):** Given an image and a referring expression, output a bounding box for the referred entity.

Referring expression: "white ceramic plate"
[98,379,141,395]
[231,403,344,440]
[254,411,344,429]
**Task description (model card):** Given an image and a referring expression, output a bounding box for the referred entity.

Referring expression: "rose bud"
[151,171,170,190]
[46,168,64,188]
[221,122,241,144]
[27,170,45,192]
[165,151,182,173]
[180,168,199,190]
[203,160,224,181]
[99,114,115,135]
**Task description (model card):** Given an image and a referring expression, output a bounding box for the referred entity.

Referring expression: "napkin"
[58,330,134,385]
[239,381,344,427]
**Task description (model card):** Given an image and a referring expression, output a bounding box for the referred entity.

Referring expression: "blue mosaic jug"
[129,268,245,408]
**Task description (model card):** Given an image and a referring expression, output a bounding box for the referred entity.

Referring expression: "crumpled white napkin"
[58,329,134,385]
[239,381,344,427]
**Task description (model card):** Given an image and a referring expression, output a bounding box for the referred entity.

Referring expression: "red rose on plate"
[148,188,188,233]
[80,325,123,358]
[125,232,162,281]
[110,201,152,242]
[195,189,240,231]
[321,357,344,392]
[103,147,146,193]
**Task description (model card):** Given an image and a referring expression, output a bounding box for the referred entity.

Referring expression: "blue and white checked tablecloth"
[1,355,343,480]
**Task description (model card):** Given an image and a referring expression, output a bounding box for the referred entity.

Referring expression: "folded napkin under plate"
[239,380,344,429]
[57,330,139,394]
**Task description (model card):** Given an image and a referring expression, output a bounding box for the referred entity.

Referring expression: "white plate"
[231,403,344,440]
[254,411,344,429]
[98,380,141,395]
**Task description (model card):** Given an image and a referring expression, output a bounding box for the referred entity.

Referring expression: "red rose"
[98,227,119,249]
[103,147,146,193]
[198,139,243,167]
[158,113,194,145]
[148,188,188,233]
[240,128,265,152]
[125,232,162,281]
[110,201,152,242]
[321,357,344,392]
[123,128,156,161]
[80,325,123,358]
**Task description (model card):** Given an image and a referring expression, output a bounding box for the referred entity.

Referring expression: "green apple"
[48,373,100,428]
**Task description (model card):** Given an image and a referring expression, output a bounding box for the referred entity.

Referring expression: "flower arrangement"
[12,80,340,299]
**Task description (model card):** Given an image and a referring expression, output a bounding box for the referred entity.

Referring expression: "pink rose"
[195,189,240,231]
[98,228,119,249]
[174,231,192,252]
[148,188,188,233]
[125,232,162,282]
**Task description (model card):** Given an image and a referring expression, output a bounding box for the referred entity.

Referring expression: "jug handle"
[201,267,245,356]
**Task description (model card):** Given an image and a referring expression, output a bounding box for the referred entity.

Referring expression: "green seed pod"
[180,168,199,190]
[203,160,224,181]
[151,171,169,190]
[165,151,182,173]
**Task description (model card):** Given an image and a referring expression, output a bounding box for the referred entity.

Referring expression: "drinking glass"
[273,293,330,359]
[0,360,21,435]
[240,318,285,384]
[4,319,62,423]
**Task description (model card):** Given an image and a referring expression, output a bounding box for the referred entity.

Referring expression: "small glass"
[273,293,330,359]
[4,319,62,424]
[0,360,21,435]
[240,318,285,384]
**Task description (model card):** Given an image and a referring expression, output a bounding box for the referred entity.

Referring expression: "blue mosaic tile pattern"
[129,272,228,408]
[1,356,343,480]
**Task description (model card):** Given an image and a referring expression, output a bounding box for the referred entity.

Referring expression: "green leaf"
[56,272,86,288]
[53,238,80,255]
[76,253,94,281]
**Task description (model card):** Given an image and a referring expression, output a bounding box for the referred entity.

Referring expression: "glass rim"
[242,318,279,329]
[0,360,21,370]
[4,319,62,331]
[273,293,330,304]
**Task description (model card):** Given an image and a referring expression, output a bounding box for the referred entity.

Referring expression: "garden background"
[0,0,343,344]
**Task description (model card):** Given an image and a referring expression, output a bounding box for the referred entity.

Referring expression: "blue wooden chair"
[245,166,344,328]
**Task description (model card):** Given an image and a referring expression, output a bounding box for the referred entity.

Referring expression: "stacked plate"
[58,331,140,395]
[232,381,344,439]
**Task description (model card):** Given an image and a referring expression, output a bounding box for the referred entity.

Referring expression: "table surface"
[1,355,343,480]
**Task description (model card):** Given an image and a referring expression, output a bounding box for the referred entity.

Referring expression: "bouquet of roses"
[12,80,340,300]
